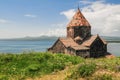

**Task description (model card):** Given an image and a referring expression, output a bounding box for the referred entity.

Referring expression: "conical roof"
[67,8,91,27]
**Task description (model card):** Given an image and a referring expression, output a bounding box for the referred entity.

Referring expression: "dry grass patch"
[27,65,76,80]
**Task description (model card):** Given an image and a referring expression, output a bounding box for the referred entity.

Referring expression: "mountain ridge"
[0,35,120,42]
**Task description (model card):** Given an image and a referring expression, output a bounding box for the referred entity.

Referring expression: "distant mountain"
[0,36,58,41]
[0,36,120,42]
[101,36,120,43]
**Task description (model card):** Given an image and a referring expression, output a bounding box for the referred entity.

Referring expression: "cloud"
[0,19,8,24]
[60,1,120,37]
[79,0,94,5]
[46,28,66,37]
[60,9,75,20]
[44,23,66,37]
[24,14,37,18]
[113,29,119,32]
[79,0,105,5]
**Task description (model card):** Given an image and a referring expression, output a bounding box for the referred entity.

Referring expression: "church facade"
[48,8,107,58]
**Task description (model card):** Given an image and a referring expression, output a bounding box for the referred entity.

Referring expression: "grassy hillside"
[0,52,120,80]
[0,52,84,80]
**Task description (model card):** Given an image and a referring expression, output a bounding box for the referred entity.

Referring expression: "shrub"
[78,63,96,77]
[66,63,96,79]
[27,64,40,72]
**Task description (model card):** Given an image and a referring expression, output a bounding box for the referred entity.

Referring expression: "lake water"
[0,40,119,56]
[0,40,55,53]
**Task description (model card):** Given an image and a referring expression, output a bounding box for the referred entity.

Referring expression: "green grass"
[66,63,96,79]
[65,57,120,80]
[0,52,120,80]
[93,74,113,80]
[0,52,84,80]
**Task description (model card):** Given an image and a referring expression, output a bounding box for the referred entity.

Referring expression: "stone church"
[48,8,107,58]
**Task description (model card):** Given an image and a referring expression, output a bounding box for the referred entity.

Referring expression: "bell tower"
[67,8,91,40]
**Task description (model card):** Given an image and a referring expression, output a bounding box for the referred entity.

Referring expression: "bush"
[27,64,40,72]
[66,63,96,79]
[78,63,96,77]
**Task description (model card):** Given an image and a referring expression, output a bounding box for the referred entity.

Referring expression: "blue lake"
[0,40,54,53]
[0,40,119,56]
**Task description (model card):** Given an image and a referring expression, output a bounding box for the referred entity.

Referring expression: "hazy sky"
[0,0,120,38]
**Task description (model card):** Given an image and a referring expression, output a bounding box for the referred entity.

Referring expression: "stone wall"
[76,50,90,58]
[90,37,107,58]
[67,26,91,39]
[74,26,91,39]
[48,40,66,53]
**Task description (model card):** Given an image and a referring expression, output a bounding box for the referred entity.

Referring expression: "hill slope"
[0,52,120,80]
